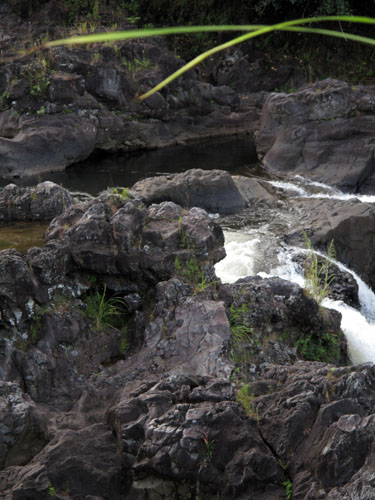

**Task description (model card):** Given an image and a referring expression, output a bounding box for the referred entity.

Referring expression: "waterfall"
[216,174,375,365]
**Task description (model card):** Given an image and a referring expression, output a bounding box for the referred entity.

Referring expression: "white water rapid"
[215,176,375,365]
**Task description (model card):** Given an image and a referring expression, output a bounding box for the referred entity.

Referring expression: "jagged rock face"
[256,79,375,192]
[0,178,370,499]
[46,197,225,285]
[108,374,285,500]
[253,362,375,500]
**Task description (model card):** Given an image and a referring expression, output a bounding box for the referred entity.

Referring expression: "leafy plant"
[229,303,255,377]
[122,57,152,75]
[48,482,56,496]
[201,431,215,460]
[282,479,293,500]
[84,284,126,330]
[111,187,130,200]
[24,58,50,97]
[303,232,335,305]
[294,331,340,363]
[25,16,375,102]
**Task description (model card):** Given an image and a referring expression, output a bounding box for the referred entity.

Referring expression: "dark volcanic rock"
[256,79,375,192]
[226,276,346,366]
[0,112,97,178]
[0,171,370,500]
[0,22,262,178]
[287,197,375,290]
[0,182,73,221]
[108,374,285,500]
[130,168,247,215]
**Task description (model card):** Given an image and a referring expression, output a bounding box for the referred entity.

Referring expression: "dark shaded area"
[0,137,259,195]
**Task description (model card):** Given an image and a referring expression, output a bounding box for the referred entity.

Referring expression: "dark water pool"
[1,137,263,195]
[0,137,264,252]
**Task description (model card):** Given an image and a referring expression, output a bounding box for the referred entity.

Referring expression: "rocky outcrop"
[256,79,375,192]
[130,169,247,215]
[0,11,263,179]
[0,181,73,221]
[287,197,375,290]
[1,179,366,499]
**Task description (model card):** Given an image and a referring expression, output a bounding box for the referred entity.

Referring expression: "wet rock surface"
[0,6,374,498]
[130,169,247,215]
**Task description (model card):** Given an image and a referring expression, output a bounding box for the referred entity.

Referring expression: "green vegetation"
[83,284,126,330]
[28,16,375,102]
[229,303,255,378]
[111,187,130,201]
[236,383,258,419]
[122,57,152,75]
[282,479,293,500]
[48,482,56,496]
[23,58,50,97]
[174,255,217,294]
[294,330,340,363]
[201,432,215,460]
[303,232,335,305]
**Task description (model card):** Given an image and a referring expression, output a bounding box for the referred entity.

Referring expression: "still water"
[0,137,259,195]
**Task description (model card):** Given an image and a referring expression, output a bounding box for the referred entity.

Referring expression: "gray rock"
[130,169,247,215]
[256,79,375,191]
[287,197,375,290]
[0,182,72,221]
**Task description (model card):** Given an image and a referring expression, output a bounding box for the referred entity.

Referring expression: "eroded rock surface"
[256,79,375,192]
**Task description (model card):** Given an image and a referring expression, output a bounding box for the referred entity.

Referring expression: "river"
[1,137,374,364]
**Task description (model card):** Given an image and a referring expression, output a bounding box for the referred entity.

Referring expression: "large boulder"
[0,181,73,221]
[0,112,97,179]
[256,79,375,192]
[287,197,375,290]
[130,169,247,215]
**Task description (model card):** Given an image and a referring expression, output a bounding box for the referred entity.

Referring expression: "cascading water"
[215,175,375,365]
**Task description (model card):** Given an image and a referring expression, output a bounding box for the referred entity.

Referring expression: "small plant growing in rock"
[48,482,56,496]
[84,284,126,330]
[200,431,215,461]
[282,479,293,500]
[111,187,129,201]
[294,331,340,363]
[229,303,255,377]
[303,231,335,305]
[236,383,258,420]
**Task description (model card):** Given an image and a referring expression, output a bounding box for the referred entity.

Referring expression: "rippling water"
[215,175,375,365]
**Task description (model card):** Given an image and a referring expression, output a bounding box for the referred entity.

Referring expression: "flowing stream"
[215,174,375,365]
[2,136,375,364]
